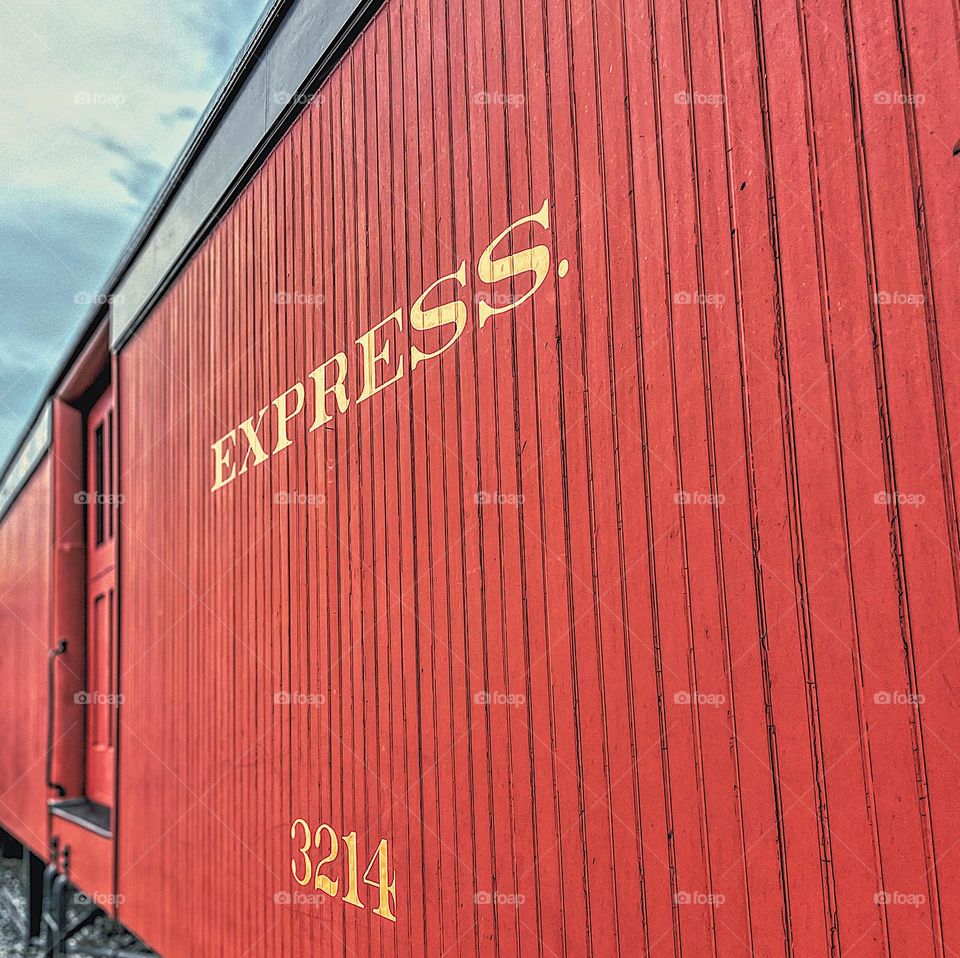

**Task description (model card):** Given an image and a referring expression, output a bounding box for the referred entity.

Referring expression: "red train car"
[1,0,958,954]
[0,430,53,861]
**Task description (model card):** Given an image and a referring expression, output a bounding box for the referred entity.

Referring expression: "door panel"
[85,387,116,808]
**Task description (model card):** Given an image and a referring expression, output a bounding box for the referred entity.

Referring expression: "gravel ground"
[0,856,39,957]
[0,856,152,957]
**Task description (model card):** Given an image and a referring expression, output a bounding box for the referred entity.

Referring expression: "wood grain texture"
[114,0,960,954]
[0,458,52,857]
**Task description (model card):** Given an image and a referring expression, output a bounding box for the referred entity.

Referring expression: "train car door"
[84,385,117,808]
[47,322,118,904]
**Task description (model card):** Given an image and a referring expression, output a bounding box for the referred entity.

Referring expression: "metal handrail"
[46,641,67,797]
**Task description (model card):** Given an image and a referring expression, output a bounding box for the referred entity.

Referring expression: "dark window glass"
[94,422,104,546]
[106,411,113,540]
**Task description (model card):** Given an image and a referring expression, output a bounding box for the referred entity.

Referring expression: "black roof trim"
[0,0,382,498]
[102,0,294,300]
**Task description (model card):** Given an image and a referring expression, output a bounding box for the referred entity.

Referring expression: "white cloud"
[0,0,267,464]
[0,0,262,213]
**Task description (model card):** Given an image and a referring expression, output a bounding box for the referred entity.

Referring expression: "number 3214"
[290,819,397,923]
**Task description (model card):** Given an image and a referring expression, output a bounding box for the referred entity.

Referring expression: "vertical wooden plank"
[105,2,960,957]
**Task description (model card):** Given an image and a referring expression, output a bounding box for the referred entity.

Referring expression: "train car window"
[83,383,118,809]
[108,587,115,747]
[94,421,105,546]
[106,410,114,540]
[90,592,109,747]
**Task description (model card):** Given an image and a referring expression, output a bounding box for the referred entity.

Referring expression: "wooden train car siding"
[0,459,52,857]
[114,0,960,955]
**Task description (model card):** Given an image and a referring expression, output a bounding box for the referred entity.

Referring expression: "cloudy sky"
[0,0,269,465]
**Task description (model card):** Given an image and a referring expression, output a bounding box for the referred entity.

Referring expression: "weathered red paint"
[49,397,88,800]
[84,385,117,809]
[0,0,957,955]
[0,459,52,858]
[49,815,113,904]
[113,0,960,955]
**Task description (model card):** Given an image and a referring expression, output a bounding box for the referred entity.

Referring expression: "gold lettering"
[237,406,271,475]
[210,430,237,492]
[308,353,350,430]
[409,260,468,371]
[477,198,551,328]
[357,309,405,403]
[209,200,563,496]
[273,382,305,454]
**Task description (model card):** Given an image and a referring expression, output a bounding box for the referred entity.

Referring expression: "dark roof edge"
[110,0,382,348]
[0,0,381,502]
[103,0,294,297]
[0,403,51,524]
[104,0,296,289]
